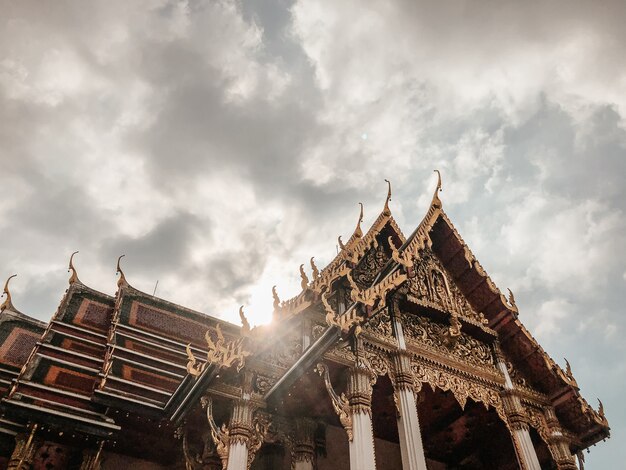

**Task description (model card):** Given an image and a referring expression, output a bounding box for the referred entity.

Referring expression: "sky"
[0,0,624,467]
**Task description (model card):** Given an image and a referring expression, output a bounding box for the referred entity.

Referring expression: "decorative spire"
[564,358,573,378]
[68,251,80,285]
[354,203,364,238]
[116,255,128,288]
[299,264,309,291]
[0,274,17,313]
[383,179,392,215]
[272,285,281,311]
[310,257,320,281]
[338,236,346,251]
[507,288,517,310]
[598,398,605,419]
[432,169,443,208]
[239,306,251,336]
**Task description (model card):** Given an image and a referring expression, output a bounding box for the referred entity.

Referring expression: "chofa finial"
[0,274,17,313]
[300,264,310,291]
[116,255,128,288]
[383,179,392,215]
[338,236,346,251]
[310,257,320,281]
[272,285,281,311]
[597,398,605,419]
[432,169,443,207]
[68,251,80,285]
[239,305,251,335]
[354,202,364,238]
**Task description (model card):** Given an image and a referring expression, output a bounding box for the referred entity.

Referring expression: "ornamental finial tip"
[432,170,443,208]
[310,257,320,281]
[338,236,346,251]
[354,202,364,238]
[116,255,128,288]
[68,251,80,285]
[239,305,251,334]
[300,264,309,291]
[272,285,281,311]
[383,179,392,215]
[598,398,605,418]
[0,274,17,313]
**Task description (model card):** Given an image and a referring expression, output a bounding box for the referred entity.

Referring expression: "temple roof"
[0,174,609,453]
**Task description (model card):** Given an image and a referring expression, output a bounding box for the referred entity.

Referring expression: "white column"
[346,358,377,470]
[226,441,248,470]
[395,385,428,470]
[225,395,263,470]
[349,410,376,470]
[496,352,541,470]
[292,418,316,470]
[391,306,428,470]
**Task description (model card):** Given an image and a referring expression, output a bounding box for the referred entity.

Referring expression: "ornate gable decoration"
[407,247,488,326]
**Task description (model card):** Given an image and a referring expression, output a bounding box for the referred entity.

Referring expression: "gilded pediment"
[407,248,487,326]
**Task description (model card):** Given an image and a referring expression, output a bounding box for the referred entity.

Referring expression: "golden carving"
[410,358,504,419]
[408,248,487,325]
[68,251,80,285]
[347,269,407,309]
[0,274,17,313]
[321,292,363,336]
[115,254,128,288]
[310,257,320,281]
[202,397,230,470]
[383,179,392,216]
[299,264,310,291]
[186,319,252,377]
[389,236,413,270]
[402,315,495,369]
[272,286,281,312]
[315,362,353,441]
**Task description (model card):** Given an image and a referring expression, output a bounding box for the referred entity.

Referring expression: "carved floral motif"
[408,248,487,325]
[402,315,494,369]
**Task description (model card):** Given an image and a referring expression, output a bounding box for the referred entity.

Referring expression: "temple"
[0,174,609,470]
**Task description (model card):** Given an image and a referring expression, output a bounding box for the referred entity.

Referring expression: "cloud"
[0,1,625,467]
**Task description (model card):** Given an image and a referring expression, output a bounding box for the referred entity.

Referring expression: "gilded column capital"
[501,389,530,430]
[8,425,42,470]
[346,356,377,416]
[390,350,414,393]
[292,418,317,465]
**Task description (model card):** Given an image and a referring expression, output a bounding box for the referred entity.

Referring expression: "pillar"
[346,357,377,470]
[226,397,255,470]
[8,425,42,470]
[544,407,577,470]
[494,343,541,470]
[390,302,428,470]
[79,441,104,470]
[291,418,316,470]
[391,351,428,470]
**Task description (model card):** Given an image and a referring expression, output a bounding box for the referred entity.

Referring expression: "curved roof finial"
[383,179,392,215]
[354,202,364,238]
[1,274,17,313]
[299,264,310,291]
[239,305,251,335]
[68,251,80,285]
[116,255,128,288]
[272,285,281,311]
[310,257,320,281]
[432,169,443,207]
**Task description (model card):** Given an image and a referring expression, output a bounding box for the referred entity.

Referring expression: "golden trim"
[0,274,17,313]
[68,251,80,285]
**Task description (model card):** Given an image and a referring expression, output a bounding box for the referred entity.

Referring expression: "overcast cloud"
[0,1,624,467]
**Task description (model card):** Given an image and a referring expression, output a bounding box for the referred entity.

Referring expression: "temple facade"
[0,175,609,469]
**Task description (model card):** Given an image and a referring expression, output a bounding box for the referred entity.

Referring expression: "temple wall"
[316,424,404,470]
[101,452,170,470]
